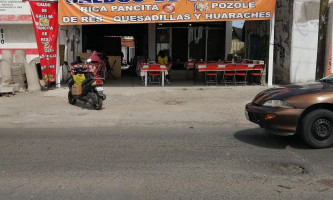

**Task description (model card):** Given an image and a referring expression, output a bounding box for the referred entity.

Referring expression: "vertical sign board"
[29,1,58,83]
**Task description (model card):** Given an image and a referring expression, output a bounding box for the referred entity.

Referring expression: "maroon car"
[245,76,333,148]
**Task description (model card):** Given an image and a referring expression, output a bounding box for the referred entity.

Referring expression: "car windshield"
[319,75,333,83]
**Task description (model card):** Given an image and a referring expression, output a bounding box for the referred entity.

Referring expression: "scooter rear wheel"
[68,91,77,105]
[93,97,103,110]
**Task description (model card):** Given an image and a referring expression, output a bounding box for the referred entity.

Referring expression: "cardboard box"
[76,53,91,62]
[107,56,121,78]
[72,84,82,96]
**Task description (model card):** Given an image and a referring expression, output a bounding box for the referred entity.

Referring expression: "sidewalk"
[0,85,268,129]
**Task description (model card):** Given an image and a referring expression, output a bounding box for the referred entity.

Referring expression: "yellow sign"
[59,0,276,25]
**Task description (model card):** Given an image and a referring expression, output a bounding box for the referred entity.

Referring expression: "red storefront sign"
[29,1,58,83]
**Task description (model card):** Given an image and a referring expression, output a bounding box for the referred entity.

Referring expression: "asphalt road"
[0,125,332,200]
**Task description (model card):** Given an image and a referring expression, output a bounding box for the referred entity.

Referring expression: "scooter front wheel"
[93,97,103,110]
[68,91,77,105]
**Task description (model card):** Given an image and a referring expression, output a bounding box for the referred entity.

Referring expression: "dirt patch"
[164,99,184,105]
[269,162,306,175]
[317,179,333,187]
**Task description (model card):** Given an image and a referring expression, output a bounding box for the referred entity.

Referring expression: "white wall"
[60,25,83,65]
[0,24,38,63]
[225,21,232,60]
[0,1,30,15]
[290,0,320,83]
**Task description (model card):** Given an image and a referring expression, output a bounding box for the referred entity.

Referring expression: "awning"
[59,0,276,25]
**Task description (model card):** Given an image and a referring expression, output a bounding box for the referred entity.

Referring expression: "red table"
[192,62,259,84]
[138,62,168,86]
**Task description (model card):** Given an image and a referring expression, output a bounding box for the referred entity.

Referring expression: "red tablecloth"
[71,63,104,75]
[138,62,168,75]
[195,63,257,72]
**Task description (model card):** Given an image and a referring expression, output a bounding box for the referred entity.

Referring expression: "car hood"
[252,82,333,105]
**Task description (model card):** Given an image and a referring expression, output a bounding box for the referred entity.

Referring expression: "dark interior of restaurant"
[82,22,226,71]
[82,24,148,57]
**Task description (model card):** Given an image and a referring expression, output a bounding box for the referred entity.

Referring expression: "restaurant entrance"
[58,0,276,86]
[156,22,226,69]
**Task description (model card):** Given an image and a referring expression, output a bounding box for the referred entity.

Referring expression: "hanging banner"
[29,1,58,83]
[59,0,276,25]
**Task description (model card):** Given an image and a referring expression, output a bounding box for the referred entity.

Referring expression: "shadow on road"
[234,128,308,150]
[70,100,104,110]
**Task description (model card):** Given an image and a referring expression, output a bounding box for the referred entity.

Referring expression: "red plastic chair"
[235,64,248,86]
[221,64,236,86]
[205,64,218,85]
[136,60,145,71]
[148,64,161,85]
[250,64,265,85]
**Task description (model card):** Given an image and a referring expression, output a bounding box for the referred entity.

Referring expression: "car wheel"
[301,109,333,148]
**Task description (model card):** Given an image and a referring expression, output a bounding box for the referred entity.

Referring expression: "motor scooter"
[67,61,106,110]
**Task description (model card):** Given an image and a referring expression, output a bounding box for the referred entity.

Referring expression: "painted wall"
[0,1,37,63]
[0,1,30,15]
[0,24,38,63]
[0,1,32,23]
[290,0,320,83]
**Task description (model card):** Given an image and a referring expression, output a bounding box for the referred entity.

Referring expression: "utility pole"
[316,0,329,80]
